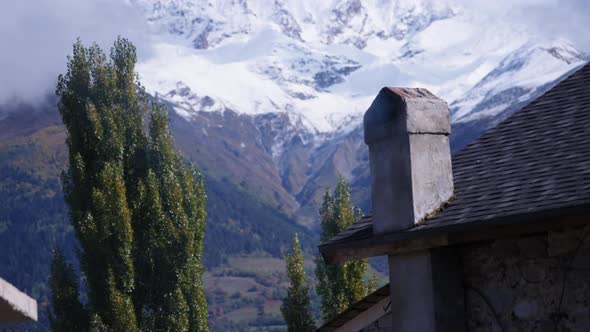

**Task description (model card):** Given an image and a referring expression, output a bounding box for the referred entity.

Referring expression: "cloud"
[520,0,590,51]
[457,0,590,51]
[0,0,151,104]
[0,0,588,104]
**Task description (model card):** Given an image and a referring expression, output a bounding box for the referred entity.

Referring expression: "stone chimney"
[364,87,453,235]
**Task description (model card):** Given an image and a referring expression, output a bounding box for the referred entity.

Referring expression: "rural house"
[0,277,37,324]
[318,63,590,331]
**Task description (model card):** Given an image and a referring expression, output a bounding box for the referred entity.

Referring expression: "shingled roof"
[320,62,590,262]
[317,284,390,332]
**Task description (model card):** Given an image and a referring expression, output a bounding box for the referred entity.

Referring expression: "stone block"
[491,239,520,258]
[519,261,546,283]
[517,237,547,259]
[482,287,514,315]
[513,300,538,320]
[572,250,590,269]
[548,230,578,256]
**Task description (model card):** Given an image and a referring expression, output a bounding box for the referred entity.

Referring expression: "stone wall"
[361,311,392,332]
[462,226,590,331]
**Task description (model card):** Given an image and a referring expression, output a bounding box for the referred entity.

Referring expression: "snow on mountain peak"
[133,0,587,136]
[451,39,587,124]
[135,0,457,49]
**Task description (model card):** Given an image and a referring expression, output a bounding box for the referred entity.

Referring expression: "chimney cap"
[364,87,450,144]
[385,87,439,100]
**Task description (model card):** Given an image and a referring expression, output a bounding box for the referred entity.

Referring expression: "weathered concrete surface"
[388,248,465,332]
[388,251,436,332]
[364,88,450,140]
[362,311,393,332]
[463,226,590,331]
[364,87,453,234]
[408,134,453,224]
[431,247,467,332]
[368,134,414,234]
[0,277,37,322]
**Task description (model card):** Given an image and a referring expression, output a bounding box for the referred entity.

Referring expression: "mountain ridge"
[128,1,586,225]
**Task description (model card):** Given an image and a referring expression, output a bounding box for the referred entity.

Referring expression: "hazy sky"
[0,0,150,104]
[0,0,588,104]
[459,0,590,50]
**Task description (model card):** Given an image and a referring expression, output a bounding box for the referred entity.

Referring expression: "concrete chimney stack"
[364,87,453,235]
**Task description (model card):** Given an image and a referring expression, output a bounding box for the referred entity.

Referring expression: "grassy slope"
[205,255,387,331]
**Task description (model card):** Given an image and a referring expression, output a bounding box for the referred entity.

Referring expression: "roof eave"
[0,278,38,323]
[319,204,590,264]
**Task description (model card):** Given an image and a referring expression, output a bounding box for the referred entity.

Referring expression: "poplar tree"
[49,250,88,332]
[315,177,372,321]
[49,37,208,332]
[281,233,316,332]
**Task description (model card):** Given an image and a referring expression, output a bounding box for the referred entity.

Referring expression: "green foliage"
[49,250,88,332]
[281,234,316,332]
[315,177,372,321]
[367,274,378,294]
[50,37,208,332]
[203,175,317,268]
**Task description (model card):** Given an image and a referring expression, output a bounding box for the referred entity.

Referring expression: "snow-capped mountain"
[134,0,464,136]
[452,40,585,123]
[130,0,587,225]
[134,0,585,130]
[449,39,587,150]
